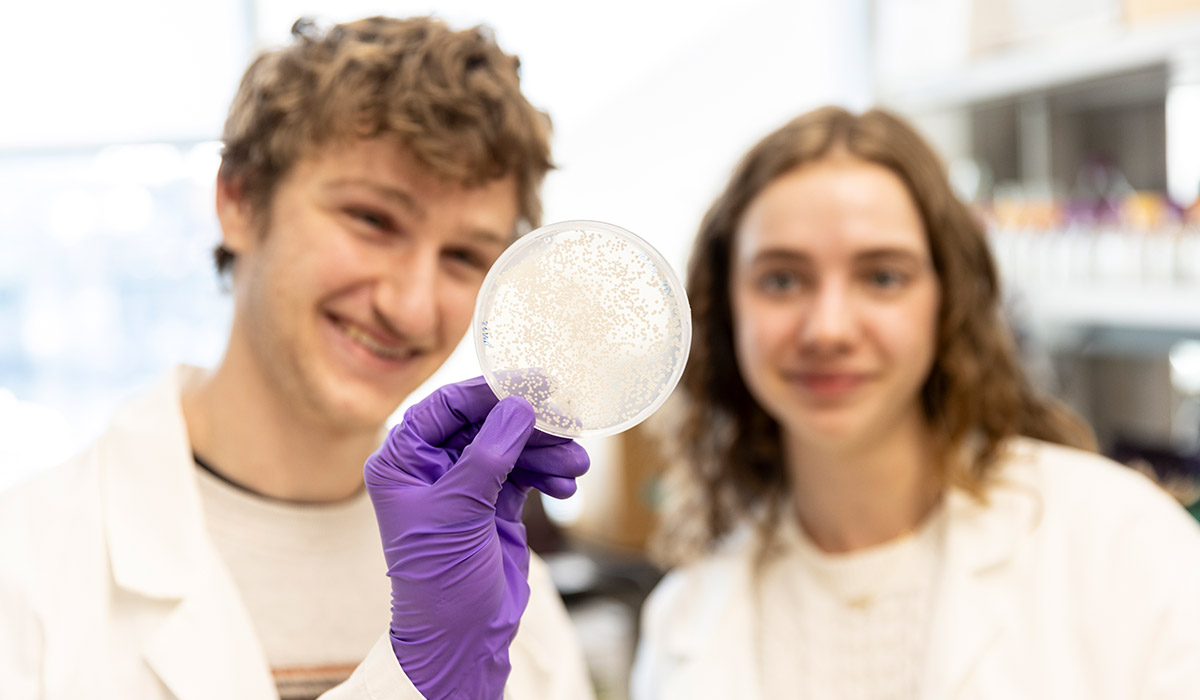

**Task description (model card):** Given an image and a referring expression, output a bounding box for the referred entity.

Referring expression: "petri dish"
[473,220,691,438]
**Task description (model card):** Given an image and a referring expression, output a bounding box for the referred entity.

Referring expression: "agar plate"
[473,220,691,438]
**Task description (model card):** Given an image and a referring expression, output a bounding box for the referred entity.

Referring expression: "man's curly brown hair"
[215,15,553,273]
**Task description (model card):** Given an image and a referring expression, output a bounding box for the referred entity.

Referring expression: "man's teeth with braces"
[341,321,413,360]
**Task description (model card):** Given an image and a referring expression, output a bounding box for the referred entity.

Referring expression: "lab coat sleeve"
[504,554,597,700]
[1067,451,1200,700]
[319,634,425,700]
[321,554,594,700]
[630,568,696,700]
[630,539,751,700]
[0,561,43,700]
[1140,552,1200,700]
[0,478,46,700]
[1121,486,1200,699]
[629,571,675,700]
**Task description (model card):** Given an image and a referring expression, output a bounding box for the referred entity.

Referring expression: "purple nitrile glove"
[363,376,589,700]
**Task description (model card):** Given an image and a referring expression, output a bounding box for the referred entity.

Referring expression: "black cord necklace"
[193,451,273,500]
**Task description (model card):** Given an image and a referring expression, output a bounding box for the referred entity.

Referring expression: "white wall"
[0,1,251,149]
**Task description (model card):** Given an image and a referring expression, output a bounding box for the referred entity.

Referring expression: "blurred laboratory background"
[3,1,1199,697]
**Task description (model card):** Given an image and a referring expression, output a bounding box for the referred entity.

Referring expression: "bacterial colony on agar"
[473,220,691,439]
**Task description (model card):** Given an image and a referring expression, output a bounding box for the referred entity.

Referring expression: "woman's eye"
[866,268,907,289]
[758,270,803,294]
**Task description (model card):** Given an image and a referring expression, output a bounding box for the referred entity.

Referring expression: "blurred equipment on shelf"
[1065,155,1132,228]
[1107,339,1200,524]
[1170,340,1200,450]
[971,0,1121,57]
[1125,0,1200,25]
[1111,437,1200,521]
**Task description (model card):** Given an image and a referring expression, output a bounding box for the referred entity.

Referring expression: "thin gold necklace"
[798,517,933,611]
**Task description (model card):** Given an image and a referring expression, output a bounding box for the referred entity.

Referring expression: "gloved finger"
[495,478,531,523]
[433,396,535,515]
[523,429,576,448]
[429,422,588,488]
[430,421,481,464]
[364,423,455,488]
[372,378,497,486]
[507,467,579,500]
[432,401,589,473]
[400,376,499,447]
[514,440,591,479]
[496,509,532,584]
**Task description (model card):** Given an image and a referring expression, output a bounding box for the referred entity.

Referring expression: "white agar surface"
[474,220,691,438]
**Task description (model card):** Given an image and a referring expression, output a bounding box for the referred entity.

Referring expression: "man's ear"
[215,174,256,255]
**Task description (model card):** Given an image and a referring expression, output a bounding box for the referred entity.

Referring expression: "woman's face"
[730,156,940,455]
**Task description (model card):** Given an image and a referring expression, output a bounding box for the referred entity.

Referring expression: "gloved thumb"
[433,395,535,512]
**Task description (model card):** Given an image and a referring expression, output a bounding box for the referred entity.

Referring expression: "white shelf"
[1010,283,1200,334]
[877,17,1200,112]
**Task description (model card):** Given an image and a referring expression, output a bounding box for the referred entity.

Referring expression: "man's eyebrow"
[324,178,425,219]
[464,228,510,248]
[325,177,513,247]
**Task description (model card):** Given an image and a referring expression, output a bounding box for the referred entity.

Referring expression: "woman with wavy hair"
[633,106,1200,699]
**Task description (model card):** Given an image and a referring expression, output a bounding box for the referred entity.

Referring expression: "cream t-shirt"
[195,464,391,700]
[756,506,947,699]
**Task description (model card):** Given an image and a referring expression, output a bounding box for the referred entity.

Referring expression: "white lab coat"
[632,438,1200,700]
[0,367,594,700]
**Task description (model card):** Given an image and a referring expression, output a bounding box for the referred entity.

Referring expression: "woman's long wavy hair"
[651,106,1095,567]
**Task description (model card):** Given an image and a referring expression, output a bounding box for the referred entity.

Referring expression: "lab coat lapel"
[691,587,760,699]
[101,368,205,599]
[920,479,1034,699]
[663,541,763,700]
[99,367,275,700]
[140,563,276,700]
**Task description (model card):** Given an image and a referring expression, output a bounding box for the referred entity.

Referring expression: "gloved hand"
[363,376,589,700]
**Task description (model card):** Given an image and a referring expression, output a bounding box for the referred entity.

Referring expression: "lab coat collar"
[99,366,275,699]
[919,440,1043,699]
[660,441,1041,700]
[660,527,763,698]
[506,557,573,688]
[100,366,207,600]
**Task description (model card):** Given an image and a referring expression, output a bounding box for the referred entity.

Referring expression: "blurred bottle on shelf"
[1109,340,1200,524]
[981,150,1200,290]
[1170,340,1200,452]
[1064,155,1129,228]
[1186,187,1200,226]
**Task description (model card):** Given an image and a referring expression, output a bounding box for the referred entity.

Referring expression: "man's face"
[219,137,519,433]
